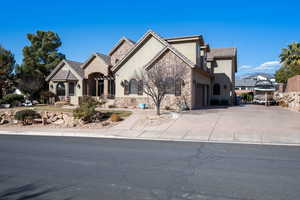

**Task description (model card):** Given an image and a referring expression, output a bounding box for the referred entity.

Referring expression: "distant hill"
[236,72,275,80]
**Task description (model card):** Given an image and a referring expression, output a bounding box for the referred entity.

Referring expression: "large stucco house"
[46,30,237,109]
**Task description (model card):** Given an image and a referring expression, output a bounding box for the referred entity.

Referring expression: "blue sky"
[1,0,299,77]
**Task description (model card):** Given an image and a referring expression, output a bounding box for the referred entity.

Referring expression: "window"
[213,84,220,95]
[69,82,75,96]
[165,77,175,94]
[56,82,65,96]
[129,79,138,94]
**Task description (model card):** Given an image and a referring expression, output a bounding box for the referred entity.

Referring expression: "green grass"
[98,110,132,118]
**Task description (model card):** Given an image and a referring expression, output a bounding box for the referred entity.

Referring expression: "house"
[235,73,277,96]
[235,79,256,96]
[46,30,237,108]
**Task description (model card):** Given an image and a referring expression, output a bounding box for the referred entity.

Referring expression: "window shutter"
[138,80,143,95]
[175,79,182,96]
[124,80,129,95]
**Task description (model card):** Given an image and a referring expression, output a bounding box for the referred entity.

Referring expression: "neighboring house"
[235,79,256,92]
[46,30,237,108]
[253,79,276,103]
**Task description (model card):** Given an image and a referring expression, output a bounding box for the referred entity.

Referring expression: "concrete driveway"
[110,105,300,145]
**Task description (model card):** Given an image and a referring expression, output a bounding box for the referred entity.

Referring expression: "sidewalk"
[1,105,300,146]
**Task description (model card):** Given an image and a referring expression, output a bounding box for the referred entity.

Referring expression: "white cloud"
[238,61,281,76]
[253,61,281,71]
[239,65,252,69]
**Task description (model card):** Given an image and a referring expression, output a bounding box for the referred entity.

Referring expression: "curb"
[1,130,300,147]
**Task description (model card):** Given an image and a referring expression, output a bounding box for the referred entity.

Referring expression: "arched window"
[129,79,138,94]
[213,83,220,95]
[165,77,175,94]
[56,82,65,96]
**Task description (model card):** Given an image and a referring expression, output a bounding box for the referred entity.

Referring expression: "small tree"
[135,63,188,115]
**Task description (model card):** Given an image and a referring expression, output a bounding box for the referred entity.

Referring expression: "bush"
[210,99,220,105]
[1,94,24,106]
[40,91,57,104]
[73,98,98,122]
[15,109,41,125]
[165,106,171,110]
[110,113,121,122]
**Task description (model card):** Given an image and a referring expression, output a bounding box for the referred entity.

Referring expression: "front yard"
[0,104,132,129]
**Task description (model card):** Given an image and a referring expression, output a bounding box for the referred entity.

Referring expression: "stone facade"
[110,41,134,66]
[274,92,300,112]
[116,49,193,110]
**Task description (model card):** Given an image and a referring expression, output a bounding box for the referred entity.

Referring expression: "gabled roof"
[81,53,111,70]
[112,30,206,73]
[65,60,84,77]
[46,59,83,82]
[144,46,197,70]
[108,36,135,56]
[95,53,111,66]
[207,47,237,60]
[52,69,78,81]
[235,79,256,87]
[165,35,204,45]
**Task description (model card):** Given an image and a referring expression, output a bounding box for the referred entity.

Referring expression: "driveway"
[109,105,300,145]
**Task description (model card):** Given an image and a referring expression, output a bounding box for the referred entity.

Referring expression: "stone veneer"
[110,41,134,66]
[115,49,192,110]
[274,92,300,112]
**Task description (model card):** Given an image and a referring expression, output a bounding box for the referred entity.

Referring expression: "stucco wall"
[212,59,234,104]
[171,42,197,64]
[84,56,108,78]
[287,75,300,92]
[191,69,211,108]
[115,36,165,98]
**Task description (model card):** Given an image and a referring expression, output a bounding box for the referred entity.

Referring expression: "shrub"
[15,109,41,125]
[40,91,57,104]
[165,106,171,110]
[73,98,98,122]
[1,94,24,106]
[110,113,121,122]
[210,99,220,105]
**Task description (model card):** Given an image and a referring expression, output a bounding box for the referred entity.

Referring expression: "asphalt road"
[0,135,300,200]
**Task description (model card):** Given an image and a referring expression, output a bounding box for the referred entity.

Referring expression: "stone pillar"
[96,80,99,97]
[65,82,69,97]
[104,79,108,98]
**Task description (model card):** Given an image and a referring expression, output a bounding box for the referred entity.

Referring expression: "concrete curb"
[1,130,300,147]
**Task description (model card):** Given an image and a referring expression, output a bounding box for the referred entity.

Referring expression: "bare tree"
[135,63,188,115]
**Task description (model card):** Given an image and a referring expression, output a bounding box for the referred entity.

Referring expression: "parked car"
[22,100,33,107]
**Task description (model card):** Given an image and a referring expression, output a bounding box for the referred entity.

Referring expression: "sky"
[0,0,299,78]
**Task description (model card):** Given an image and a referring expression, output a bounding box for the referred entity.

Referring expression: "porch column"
[104,79,108,98]
[96,79,99,96]
[65,82,69,97]
[86,80,89,96]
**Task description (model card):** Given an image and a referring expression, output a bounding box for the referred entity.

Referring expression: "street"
[0,135,300,200]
